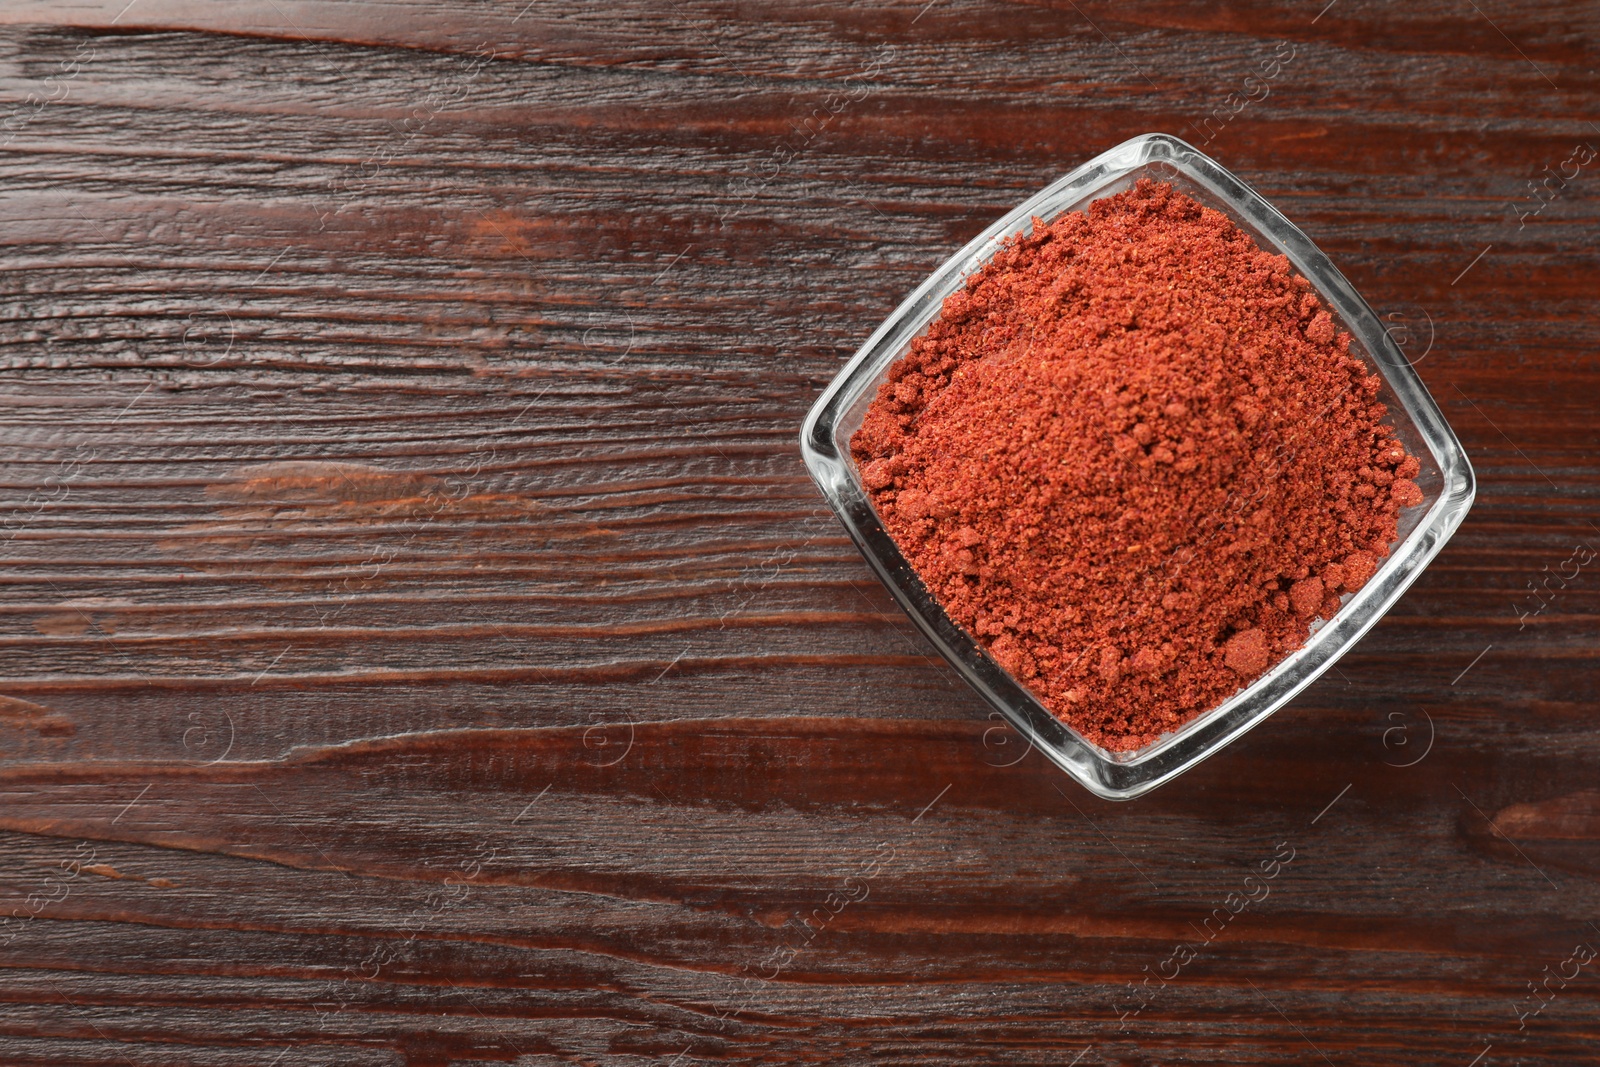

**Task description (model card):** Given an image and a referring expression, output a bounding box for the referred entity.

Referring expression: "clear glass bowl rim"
[799,132,1475,800]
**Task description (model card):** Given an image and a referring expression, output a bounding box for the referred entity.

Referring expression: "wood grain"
[0,1,1597,1063]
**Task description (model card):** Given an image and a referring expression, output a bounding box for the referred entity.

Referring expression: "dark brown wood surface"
[0,2,1597,1063]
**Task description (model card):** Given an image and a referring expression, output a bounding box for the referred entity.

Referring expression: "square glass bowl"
[800,132,1475,800]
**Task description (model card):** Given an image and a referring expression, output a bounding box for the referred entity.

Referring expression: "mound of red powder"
[851,179,1422,751]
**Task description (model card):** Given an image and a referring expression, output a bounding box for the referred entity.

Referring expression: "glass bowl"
[799,132,1475,800]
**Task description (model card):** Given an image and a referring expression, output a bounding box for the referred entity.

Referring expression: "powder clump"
[851,179,1421,751]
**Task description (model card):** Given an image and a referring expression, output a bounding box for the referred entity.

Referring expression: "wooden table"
[0,2,1595,1063]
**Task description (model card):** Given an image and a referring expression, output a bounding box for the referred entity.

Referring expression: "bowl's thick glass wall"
[801,133,1474,799]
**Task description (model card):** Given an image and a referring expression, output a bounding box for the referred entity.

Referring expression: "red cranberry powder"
[851,179,1422,751]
